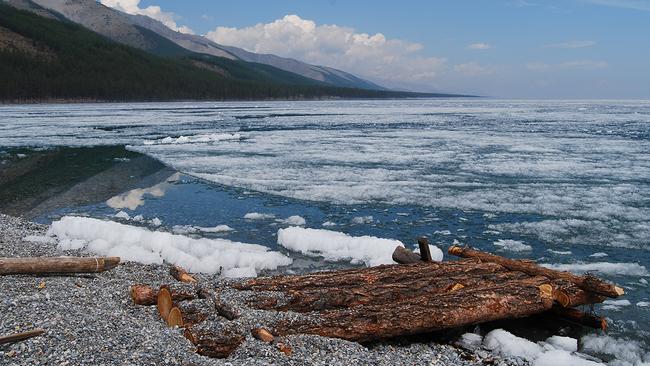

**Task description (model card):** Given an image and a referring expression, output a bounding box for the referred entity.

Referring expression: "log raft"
[130,247,619,359]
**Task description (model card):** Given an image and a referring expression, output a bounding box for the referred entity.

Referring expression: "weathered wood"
[167,307,184,327]
[418,237,432,262]
[0,328,45,345]
[214,292,240,320]
[184,326,245,359]
[551,306,607,330]
[251,328,274,343]
[170,265,197,283]
[234,260,504,292]
[157,288,173,321]
[0,257,120,275]
[552,280,606,307]
[249,270,531,312]
[130,284,195,305]
[177,300,211,327]
[448,246,624,298]
[270,278,555,342]
[392,246,421,264]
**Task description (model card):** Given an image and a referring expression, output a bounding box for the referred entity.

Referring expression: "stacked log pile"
[130,245,621,358]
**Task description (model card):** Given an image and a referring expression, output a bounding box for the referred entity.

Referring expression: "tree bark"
[269,278,555,342]
[170,265,197,283]
[249,270,531,312]
[0,257,120,275]
[448,246,624,298]
[184,326,245,359]
[418,237,432,262]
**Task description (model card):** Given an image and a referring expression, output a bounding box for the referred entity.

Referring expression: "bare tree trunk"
[0,257,119,275]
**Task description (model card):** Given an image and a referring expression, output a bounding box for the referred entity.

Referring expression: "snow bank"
[541,262,649,276]
[457,333,483,350]
[47,216,291,276]
[244,212,276,220]
[493,239,532,252]
[483,330,603,366]
[143,133,242,145]
[277,227,403,267]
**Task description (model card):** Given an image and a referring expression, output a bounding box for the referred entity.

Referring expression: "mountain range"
[0,0,470,101]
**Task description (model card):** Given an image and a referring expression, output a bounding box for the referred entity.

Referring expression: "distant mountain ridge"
[12,0,388,90]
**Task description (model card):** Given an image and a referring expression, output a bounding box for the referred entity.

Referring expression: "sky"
[100,0,650,98]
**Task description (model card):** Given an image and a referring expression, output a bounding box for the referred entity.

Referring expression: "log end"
[251,328,274,343]
[167,307,184,328]
[131,284,155,306]
[553,289,571,308]
[170,265,197,283]
[103,257,121,271]
[448,245,463,256]
[157,287,173,321]
[539,284,554,300]
[614,286,625,296]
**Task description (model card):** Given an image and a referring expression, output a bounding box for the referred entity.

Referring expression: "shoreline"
[0,213,496,365]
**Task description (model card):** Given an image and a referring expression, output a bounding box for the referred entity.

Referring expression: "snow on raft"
[46,216,291,277]
[277,227,442,267]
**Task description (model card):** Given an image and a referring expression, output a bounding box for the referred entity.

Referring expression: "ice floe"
[143,133,242,145]
[493,239,532,252]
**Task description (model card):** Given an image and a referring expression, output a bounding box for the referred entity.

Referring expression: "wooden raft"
[131,245,620,358]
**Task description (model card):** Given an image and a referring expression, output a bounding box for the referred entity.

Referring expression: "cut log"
[418,237,432,262]
[167,307,184,328]
[392,246,421,264]
[157,288,173,321]
[170,265,197,283]
[551,306,607,330]
[249,270,531,312]
[552,280,606,307]
[270,278,555,342]
[251,328,274,343]
[0,257,120,275]
[184,326,245,358]
[448,246,624,298]
[234,260,504,292]
[0,328,45,345]
[130,284,195,305]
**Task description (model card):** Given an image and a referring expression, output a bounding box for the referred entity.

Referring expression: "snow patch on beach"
[541,262,649,277]
[277,227,403,266]
[493,239,532,252]
[47,216,291,276]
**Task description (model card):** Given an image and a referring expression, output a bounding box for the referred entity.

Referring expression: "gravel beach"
[0,214,514,365]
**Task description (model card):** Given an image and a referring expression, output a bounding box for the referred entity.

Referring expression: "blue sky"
[104,1,649,98]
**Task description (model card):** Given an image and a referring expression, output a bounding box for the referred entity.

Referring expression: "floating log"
[392,246,421,264]
[418,237,433,262]
[0,328,45,345]
[0,257,120,275]
[270,279,555,342]
[130,284,195,306]
[249,270,531,312]
[251,328,274,343]
[184,325,245,358]
[448,246,624,298]
[551,306,607,330]
[170,265,197,283]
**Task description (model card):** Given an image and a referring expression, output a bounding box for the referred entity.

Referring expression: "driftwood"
[157,288,173,321]
[184,326,245,358]
[448,246,624,298]
[170,265,197,283]
[0,328,45,345]
[251,328,274,343]
[418,237,433,262]
[167,307,184,328]
[130,284,195,305]
[0,257,119,275]
[392,246,421,264]
[551,306,607,330]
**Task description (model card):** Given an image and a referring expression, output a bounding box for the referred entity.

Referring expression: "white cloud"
[581,0,650,11]
[454,62,495,76]
[205,14,447,85]
[100,0,194,34]
[526,60,608,71]
[467,43,491,50]
[544,40,596,48]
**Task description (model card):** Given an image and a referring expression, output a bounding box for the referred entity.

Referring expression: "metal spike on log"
[448,246,624,298]
[170,265,197,283]
[130,284,195,305]
[392,246,421,264]
[0,328,45,345]
[269,278,555,342]
[417,237,433,262]
[0,257,120,275]
[551,306,607,330]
